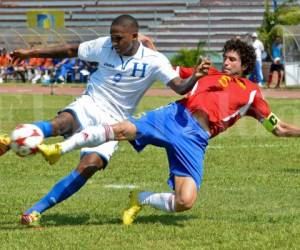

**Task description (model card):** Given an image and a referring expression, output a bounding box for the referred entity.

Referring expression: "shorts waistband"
[175,102,211,138]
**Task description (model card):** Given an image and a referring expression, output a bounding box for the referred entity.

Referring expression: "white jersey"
[78,36,178,119]
[252,39,264,62]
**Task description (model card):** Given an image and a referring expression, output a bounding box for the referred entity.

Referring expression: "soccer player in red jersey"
[39,39,300,225]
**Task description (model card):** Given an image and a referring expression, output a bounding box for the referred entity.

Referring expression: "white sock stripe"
[168,194,175,212]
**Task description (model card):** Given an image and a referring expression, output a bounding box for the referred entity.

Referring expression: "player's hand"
[194,57,211,78]
[10,49,31,64]
[138,33,157,51]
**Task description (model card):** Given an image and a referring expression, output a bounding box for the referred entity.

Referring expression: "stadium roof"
[0,27,108,51]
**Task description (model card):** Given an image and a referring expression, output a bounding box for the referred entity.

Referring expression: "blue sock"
[33,121,53,138]
[25,170,86,215]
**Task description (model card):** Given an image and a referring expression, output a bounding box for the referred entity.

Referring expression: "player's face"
[110,25,138,56]
[222,50,245,77]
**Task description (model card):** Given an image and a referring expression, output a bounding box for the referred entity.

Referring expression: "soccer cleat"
[122,190,142,225]
[0,134,11,156]
[38,143,62,165]
[20,211,41,227]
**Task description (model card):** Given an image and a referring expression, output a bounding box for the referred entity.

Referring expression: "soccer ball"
[10,124,44,157]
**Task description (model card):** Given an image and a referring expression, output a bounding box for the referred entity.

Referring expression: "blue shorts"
[129,102,210,190]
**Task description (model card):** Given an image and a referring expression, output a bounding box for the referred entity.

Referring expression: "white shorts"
[62,94,123,166]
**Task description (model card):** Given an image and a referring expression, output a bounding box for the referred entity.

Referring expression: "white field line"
[103,184,138,189]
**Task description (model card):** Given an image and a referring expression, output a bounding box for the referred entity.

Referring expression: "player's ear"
[241,64,248,73]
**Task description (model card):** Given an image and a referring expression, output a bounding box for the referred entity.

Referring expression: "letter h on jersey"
[131,63,148,78]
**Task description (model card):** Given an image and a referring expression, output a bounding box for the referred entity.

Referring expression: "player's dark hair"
[223,39,256,76]
[111,15,139,33]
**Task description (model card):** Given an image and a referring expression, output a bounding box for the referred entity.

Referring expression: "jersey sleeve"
[176,66,194,79]
[78,37,109,62]
[153,53,179,85]
[246,88,271,122]
[175,66,219,79]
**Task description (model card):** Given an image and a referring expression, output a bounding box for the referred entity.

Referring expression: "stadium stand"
[148,0,271,55]
[0,0,272,56]
[0,1,197,30]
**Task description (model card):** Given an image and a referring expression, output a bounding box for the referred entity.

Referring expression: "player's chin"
[113,47,122,54]
[223,69,231,74]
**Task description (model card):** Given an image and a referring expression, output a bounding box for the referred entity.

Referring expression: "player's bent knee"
[52,112,79,136]
[76,153,105,179]
[175,195,196,212]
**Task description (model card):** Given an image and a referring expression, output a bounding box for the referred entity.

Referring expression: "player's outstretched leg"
[20,169,87,226]
[123,190,143,225]
[122,191,178,225]
[0,134,11,156]
[38,143,62,165]
[38,124,115,164]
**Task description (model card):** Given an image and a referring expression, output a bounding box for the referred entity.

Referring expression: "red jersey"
[178,67,271,137]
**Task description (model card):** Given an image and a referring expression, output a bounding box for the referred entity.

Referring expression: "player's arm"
[249,90,300,137]
[262,112,300,137]
[273,120,300,137]
[10,44,79,63]
[167,58,211,95]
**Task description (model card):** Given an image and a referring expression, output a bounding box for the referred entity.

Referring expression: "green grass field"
[0,94,299,249]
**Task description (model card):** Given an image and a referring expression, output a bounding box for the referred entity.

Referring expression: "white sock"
[60,125,114,154]
[138,192,176,212]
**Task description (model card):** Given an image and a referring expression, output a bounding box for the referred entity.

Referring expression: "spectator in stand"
[26,56,46,84]
[0,48,26,83]
[0,48,11,83]
[267,36,284,88]
[0,48,4,83]
[249,32,264,86]
[13,57,26,83]
[69,58,86,83]
[53,58,76,84]
[40,58,54,84]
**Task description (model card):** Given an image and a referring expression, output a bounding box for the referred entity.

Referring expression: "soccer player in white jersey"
[1,15,204,226]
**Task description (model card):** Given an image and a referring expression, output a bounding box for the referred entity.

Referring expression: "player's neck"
[123,41,140,57]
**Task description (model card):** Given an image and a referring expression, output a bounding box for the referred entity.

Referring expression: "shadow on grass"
[36,213,197,227]
[135,214,197,227]
[0,212,197,230]
[283,168,300,174]
[42,213,96,227]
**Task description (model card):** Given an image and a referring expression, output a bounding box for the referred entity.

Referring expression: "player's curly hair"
[223,39,256,76]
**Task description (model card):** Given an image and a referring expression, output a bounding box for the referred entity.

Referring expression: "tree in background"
[170,41,205,67]
[259,0,300,54]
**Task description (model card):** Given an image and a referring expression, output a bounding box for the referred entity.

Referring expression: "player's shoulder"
[81,36,112,49]
[241,77,262,92]
[94,36,112,47]
[142,46,170,63]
